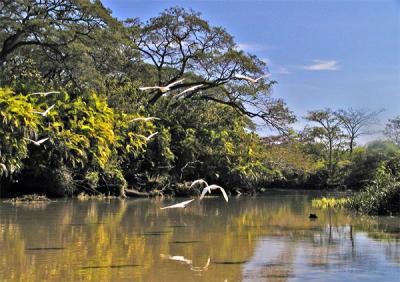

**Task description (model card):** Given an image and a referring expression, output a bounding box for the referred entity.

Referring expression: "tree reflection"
[0,193,398,281]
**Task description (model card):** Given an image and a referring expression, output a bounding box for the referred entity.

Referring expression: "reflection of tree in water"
[0,193,399,281]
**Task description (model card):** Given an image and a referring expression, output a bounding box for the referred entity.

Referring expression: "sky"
[102,0,400,143]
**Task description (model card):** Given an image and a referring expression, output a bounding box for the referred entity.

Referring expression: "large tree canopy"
[0,0,114,66]
[0,0,133,92]
[130,7,295,132]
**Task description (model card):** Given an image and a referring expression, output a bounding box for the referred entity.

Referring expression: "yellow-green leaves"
[0,88,156,180]
[0,88,41,177]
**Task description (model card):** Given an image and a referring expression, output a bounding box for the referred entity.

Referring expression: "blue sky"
[103,0,400,142]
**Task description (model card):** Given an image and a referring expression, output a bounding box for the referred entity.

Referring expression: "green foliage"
[0,87,155,196]
[346,159,400,215]
[342,140,400,189]
[1,2,396,201]
[0,88,41,177]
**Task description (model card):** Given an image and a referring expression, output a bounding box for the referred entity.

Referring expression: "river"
[0,190,399,281]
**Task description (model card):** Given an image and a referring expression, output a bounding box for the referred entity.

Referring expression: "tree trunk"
[328,138,333,173]
[349,137,354,155]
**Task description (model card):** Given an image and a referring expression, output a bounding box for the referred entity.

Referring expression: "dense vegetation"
[0,1,399,214]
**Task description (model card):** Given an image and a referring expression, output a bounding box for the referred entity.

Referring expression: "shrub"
[346,160,400,215]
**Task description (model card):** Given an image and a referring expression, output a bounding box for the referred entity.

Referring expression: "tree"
[335,108,382,155]
[305,109,344,173]
[0,0,113,68]
[384,116,400,146]
[0,0,134,94]
[130,7,295,132]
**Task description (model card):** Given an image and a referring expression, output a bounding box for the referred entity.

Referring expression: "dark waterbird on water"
[309,213,318,219]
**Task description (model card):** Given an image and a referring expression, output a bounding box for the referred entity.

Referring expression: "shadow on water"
[25,247,65,251]
[213,260,248,265]
[80,264,140,269]
[170,240,201,244]
[0,190,399,281]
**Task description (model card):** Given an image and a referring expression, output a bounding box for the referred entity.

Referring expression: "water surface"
[0,190,399,281]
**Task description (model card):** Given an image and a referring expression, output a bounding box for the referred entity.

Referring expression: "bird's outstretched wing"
[199,187,210,200]
[175,84,203,98]
[139,86,161,91]
[29,91,59,96]
[190,179,209,189]
[43,104,55,115]
[36,138,49,145]
[130,117,159,122]
[234,74,270,83]
[146,132,158,140]
[166,78,185,88]
[218,187,229,202]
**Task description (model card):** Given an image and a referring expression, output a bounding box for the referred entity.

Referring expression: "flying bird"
[160,199,195,209]
[145,132,158,141]
[28,91,59,97]
[32,104,55,117]
[234,74,270,84]
[130,117,160,122]
[200,185,229,202]
[190,179,209,189]
[175,84,204,98]
[24,137,49,146]
[139,79,185,93]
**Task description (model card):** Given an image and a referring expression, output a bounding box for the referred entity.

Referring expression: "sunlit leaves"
[0,88,40,177]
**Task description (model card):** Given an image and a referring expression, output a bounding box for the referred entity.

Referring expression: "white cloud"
[236,43,270,52]
[302,60,339,71]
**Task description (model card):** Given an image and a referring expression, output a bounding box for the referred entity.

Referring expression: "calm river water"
[0,190,399,281]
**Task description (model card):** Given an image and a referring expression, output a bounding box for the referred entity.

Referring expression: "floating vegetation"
[311,197,349,209]
[6,194,51,203]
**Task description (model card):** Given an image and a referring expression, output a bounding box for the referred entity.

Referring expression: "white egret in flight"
[24,137,49,146]
[28,91,59,97]
[160,199,195,209]
[32,104,55,117]
[234,74,270,84]
[200,185,229,202]
[139,79,185,93]
[130,117,160,122]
